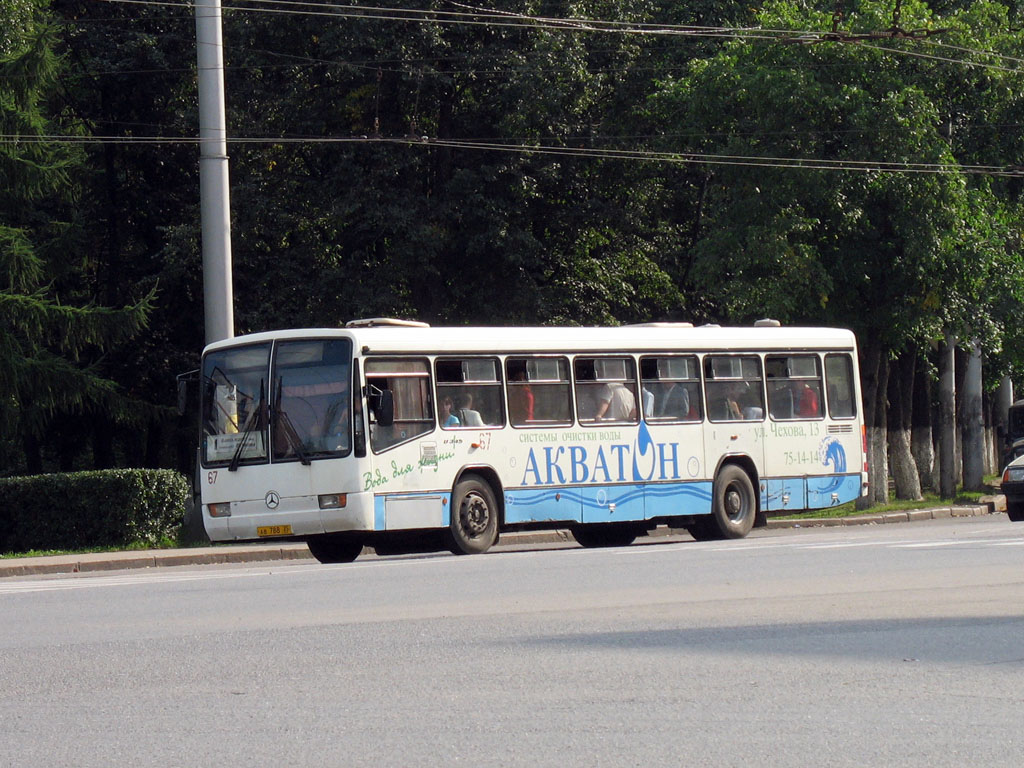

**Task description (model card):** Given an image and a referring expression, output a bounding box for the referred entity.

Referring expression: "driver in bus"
[323,400,350,452]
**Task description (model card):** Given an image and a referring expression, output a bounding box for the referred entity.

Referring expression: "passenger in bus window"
[723,383,744,420]
[455,393,485,426]
[509,370,534,423]
[792,380,820,418]
[440,396,461,427]
[641,386,655,418]
[658,381,690,419]
[596,382,637,421]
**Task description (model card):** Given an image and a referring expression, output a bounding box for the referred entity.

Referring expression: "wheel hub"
[725,488,743,521]
[461,493,490,536]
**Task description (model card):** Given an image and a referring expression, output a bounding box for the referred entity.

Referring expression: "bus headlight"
[318,493,348,510]
[208,502,232,518]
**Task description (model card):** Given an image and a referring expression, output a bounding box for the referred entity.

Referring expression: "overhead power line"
[93,0,1024,74]
[4,132,1021,176]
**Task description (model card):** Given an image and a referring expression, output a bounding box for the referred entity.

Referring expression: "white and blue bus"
[198,319,867,562]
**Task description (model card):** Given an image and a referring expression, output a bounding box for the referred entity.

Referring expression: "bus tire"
[571,523,639,548]
[1007,502,1024,522]
[709,464,757,539]
[448,476,499,555]
[307,534,363,564]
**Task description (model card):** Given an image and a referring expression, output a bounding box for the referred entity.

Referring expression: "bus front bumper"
[203,491,375,542]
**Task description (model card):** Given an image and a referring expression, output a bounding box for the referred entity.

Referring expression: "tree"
[214,0,682,331]
[649,0,1024,500]
[0,1,152,474]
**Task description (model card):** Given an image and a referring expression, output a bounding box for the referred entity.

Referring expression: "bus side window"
[704,355,763,422]
[436,358,504,429]
[365,359,433,452]
[506,357,572,427]
[766,354,822,421]
[825,354,856,419]
[574,356,638,425]
[641,355,702,423]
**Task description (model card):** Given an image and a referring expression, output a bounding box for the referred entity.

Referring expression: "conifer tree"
[1,0,152,473]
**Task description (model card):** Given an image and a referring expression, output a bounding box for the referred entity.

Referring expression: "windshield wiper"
[228,380,265,472]
[276,410,311,466]
[272,381,311,466]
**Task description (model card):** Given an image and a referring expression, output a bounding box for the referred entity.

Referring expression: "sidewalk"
[0,498,1001,578]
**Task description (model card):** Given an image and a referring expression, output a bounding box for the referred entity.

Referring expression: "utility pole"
[195,0,234,344]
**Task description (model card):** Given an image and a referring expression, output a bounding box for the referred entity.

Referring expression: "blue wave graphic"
[818,437,848,493]
[644,485,713,503]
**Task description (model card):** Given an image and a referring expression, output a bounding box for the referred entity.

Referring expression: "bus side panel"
[762,477,808,512]
[382,493,449,530]
[806,473,862,509]
[580,484,645,524]
[503,488,582,524]
[644,481,714,519]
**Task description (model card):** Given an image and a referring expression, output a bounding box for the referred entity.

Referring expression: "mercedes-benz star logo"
[264,491,280,509]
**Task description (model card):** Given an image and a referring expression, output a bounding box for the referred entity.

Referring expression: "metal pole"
[195,0,234,344]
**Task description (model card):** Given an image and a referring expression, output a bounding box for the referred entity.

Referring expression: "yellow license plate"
[257,525,293,537]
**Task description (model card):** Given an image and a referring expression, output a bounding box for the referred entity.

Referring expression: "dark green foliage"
[2,0,1023,484]
[0,468,190,553]
[1,0,160,474]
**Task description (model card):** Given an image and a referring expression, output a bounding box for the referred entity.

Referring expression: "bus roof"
[203,323,858,356]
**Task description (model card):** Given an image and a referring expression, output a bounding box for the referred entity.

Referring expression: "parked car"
[1000,454,1024,522]
[1002,399,1024,468]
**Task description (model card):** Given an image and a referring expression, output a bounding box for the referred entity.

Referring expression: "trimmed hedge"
[0,469,191,554]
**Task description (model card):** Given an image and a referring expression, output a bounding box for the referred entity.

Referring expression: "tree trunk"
[857,341,889,508]
[962,341,984,490]
[22,433,43,475]
[92,419,116,469]
[911,353,936,491]
[888,352,922,500]
[145,419,163,468]
[994,377,1014,469]
[938,334,957,498]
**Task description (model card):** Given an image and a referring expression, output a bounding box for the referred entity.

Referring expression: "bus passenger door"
[702,355,767,506]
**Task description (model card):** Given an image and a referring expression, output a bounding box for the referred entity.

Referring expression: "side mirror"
[376,389,395,427]
[176,369,199,416]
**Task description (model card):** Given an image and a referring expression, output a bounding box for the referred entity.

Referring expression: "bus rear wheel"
[571,523,640,548]
[708,464,757,539]
[448,475,499,555]
[307,533,363,564]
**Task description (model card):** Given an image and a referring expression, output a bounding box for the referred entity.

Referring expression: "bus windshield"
[202,342,270,467]
[201,338,353,468]
[272,338,353,463]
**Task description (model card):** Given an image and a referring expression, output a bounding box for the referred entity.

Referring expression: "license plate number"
[257,525,293,537]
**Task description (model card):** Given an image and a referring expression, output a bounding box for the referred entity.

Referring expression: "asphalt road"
[1,516,1023,767]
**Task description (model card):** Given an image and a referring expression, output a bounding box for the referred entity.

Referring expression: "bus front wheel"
[448,476,499,555]
[709,464,757,539]
[307,533,363,564]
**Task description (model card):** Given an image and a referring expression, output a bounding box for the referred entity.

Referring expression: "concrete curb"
[765,500,995,529]
[0,499,1001,578]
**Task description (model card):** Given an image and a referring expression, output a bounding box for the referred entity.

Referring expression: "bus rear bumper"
[203,492,375,542]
